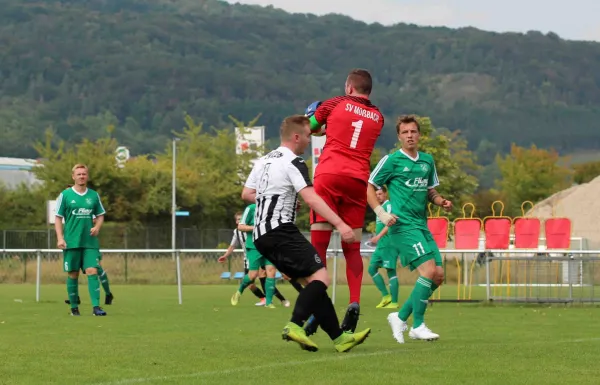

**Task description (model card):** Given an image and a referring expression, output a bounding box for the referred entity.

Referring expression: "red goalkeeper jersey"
[313,95,384,182]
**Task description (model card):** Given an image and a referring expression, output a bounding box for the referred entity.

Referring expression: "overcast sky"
[226,0,600,42]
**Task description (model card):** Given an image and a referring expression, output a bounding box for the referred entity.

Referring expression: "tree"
[495,144,573,216]
[573,160,600,185]
[31,116,261,229]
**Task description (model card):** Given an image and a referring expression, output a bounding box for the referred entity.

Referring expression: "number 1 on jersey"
[350,120,363,149]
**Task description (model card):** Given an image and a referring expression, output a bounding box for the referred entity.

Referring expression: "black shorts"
[254,223,324,279]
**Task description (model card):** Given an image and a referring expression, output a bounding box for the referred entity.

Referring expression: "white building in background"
[0,157,41,189]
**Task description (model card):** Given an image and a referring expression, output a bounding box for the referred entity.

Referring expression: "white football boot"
[387,313,408,344]
[409,324,439,341]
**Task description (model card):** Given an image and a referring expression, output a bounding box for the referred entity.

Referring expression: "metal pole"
[36,250,41,302]
[172,139,177,254]
[485,254,491,301]
[176,250,183,305]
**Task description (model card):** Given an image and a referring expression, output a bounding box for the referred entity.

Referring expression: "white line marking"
[92,337,600,385]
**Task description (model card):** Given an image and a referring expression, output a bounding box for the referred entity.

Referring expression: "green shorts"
[63,248,101,272]
[369,239,398,269]
[387,229,442,271]
[246,248,273,271]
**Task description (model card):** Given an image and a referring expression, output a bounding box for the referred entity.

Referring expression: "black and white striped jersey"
[229,229,247,253]
[245,146,312,240]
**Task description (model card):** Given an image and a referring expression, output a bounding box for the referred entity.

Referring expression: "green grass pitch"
[1,284,600,385]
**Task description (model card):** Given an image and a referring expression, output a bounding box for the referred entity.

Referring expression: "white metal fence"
[2,247,600,305]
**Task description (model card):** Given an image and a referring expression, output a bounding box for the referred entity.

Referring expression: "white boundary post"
[36,250,41,302]
[176,250,182,305]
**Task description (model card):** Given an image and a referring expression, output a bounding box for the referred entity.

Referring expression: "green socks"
[388,269,399,303]
[97,266,111,295]
[87,274,101,307]
[67,277,79,309]
[265,277,276,305]
[238,274,253,294]
[412,277,433,328]
[368,265,389,297]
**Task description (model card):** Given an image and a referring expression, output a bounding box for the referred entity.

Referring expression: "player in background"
[305,68,385,333]
[367,186,399,309]
[64,195,114,306]
[368,115,452,343]
[55,164,107,316]
[230,203,281,308]
[218,211,270,306]
[242,115,370,352]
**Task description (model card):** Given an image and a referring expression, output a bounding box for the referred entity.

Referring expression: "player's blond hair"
[280,115,310,141]
[71,164,88,173]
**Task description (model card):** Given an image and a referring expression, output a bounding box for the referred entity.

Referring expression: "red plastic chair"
[513,201,541,249]
[427,203,449,249]
[544,217,572,249]
[453,203,482,249]
[483,201,512,250]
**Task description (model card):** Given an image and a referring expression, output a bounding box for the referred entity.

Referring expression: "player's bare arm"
[237,224,253,232]
[218,245,235,263]
[427,188,452,212]
[367,183,397,226]
[55,217,66,249]
[299,186,356,243]
[90,214,104,236]
[370,226,389,244]
[241,187,256,203]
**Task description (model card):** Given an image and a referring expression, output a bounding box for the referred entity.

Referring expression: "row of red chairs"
[427,201,572,250]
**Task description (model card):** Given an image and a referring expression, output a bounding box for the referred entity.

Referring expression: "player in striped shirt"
[242,115,371,352]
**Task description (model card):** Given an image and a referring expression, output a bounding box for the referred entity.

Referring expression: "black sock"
[311,282,343,341]
[290,279,304,293]
[274,288,286,302]
[290,281,323,327]
[250,286,265,299]
[259,277,267,294]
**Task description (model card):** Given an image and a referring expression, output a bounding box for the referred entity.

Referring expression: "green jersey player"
[368,115,452,343]
[230,203,279,308]
[55,164,107,316]
[367,187,399,309]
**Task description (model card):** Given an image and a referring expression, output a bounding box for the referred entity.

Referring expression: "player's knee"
[307,268,330,287]
[248,270,259,280]
[386,268,397,278]
[248,283,257,291]
[85,267,98,276]
[68,271,79,279]
[367,264,379,277]
[265,265,276,277]
[258,268,267,278]
[434,266,444,286]
[418,259,436,280]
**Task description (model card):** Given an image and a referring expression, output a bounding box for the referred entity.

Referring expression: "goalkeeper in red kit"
[304,69,384,334]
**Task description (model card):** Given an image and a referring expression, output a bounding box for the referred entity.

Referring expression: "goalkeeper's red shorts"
[310,173,367,229]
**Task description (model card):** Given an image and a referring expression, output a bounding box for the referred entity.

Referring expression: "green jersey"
[369,149,439,233]
[56,187,106,249]
[375,200,392,234]
[240,203,256,249]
